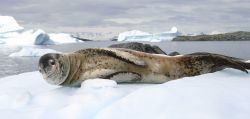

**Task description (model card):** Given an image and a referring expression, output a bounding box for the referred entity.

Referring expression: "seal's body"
[39,48,250,87]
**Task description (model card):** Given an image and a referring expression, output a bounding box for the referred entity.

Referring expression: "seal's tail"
[235,61,250,73]
[185,52,250,74]
[222,60,249,73]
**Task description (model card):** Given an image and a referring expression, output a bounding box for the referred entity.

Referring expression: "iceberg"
[35,33,54,45]
[1,29,50,45]
[0,16,79,46]
[9,47,60,57]
[0,16,24,33]
[0,67,249,119]
[117,27,181,42]
[117,30,150,42]
[49,33,80,44]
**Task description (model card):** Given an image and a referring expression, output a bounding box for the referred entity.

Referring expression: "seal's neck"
[61,54,82,86]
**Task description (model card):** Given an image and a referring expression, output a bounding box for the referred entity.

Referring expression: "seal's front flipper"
[102,71,142,83]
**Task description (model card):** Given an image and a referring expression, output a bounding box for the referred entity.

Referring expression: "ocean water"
[0,41,250,78]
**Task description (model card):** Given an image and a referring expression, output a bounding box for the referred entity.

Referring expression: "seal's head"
[38,53,70,85]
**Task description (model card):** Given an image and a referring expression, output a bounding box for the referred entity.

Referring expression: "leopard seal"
[38,48,250,87]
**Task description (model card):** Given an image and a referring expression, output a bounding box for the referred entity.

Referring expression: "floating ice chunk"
[35,32,55,45]
[81,79,117,89]
[49,33,79,44]
[9,47,60,57]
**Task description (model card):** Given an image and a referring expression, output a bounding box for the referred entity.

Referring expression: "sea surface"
[0,41,250,78]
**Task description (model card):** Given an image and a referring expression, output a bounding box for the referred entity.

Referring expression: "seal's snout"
[38,53,61,73]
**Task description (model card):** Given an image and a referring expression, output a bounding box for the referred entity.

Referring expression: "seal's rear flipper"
[189,52,250,72]
[233,62,250,73]
[179,53,250,77]
[224,61,249,73]
[188,52,243,61]
[237,62,250,70]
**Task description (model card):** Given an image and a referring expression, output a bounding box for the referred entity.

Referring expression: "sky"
[0,0,250,34]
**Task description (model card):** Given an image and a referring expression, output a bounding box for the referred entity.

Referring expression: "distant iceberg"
[49,33,79,44]
[117,27,181,42]
[0,16,80,46]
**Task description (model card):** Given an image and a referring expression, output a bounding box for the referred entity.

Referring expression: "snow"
[0,40,4,44]
[96,70,250,119]
[117,26,181,42]
[0,16,79,46]
[0,67,249,119]
[9,47,60,57]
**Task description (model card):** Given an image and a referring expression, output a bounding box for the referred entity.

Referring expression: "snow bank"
[117,27,181,42]
[9,47,60,57]
[0,68,249,119]
[0,16,79,46]
[0,72,136,119]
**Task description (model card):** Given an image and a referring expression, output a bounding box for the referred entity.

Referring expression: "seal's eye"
[49,59,55,65]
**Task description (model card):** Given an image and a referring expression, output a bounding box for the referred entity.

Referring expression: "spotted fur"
[38,48,250,87]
